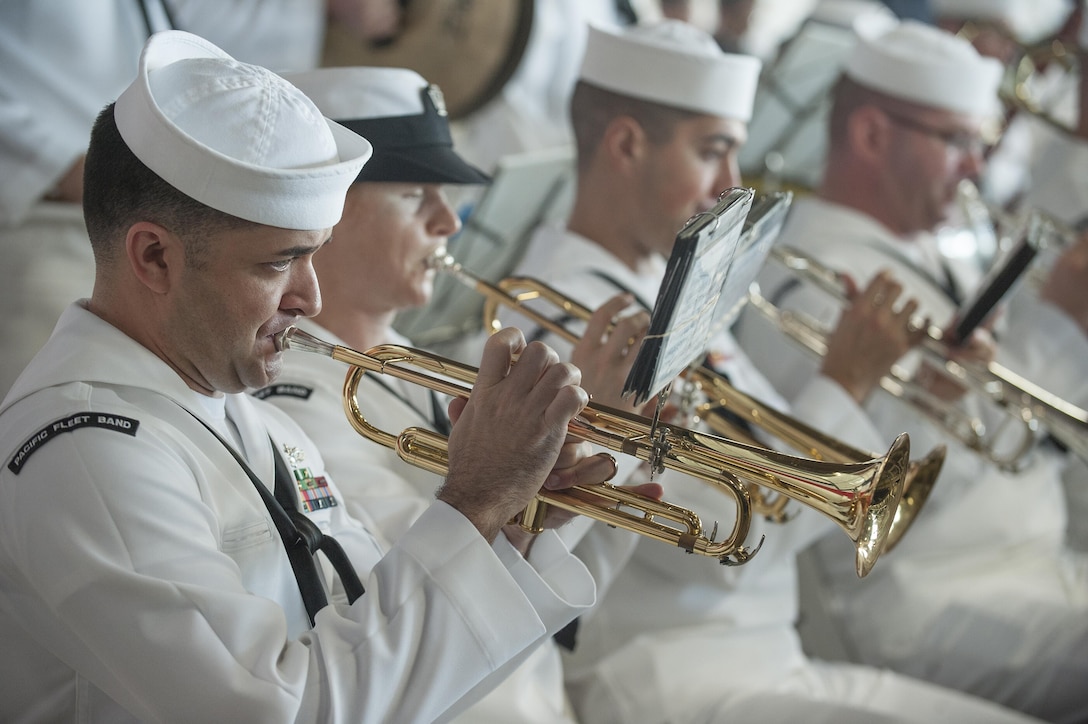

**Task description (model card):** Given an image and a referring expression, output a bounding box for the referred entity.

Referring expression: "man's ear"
[848,105,893,166]
[125,222,184,295]
[601,115,648,174]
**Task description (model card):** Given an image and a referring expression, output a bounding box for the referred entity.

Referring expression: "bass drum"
[322,0,535,120]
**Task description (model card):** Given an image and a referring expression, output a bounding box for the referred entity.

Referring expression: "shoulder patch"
[8,412,140,475]
[252,384,314,401]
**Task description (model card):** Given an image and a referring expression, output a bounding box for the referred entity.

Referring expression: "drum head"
[322,0,535,119]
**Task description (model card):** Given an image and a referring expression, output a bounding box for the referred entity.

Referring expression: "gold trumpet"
[433,255,939,552]
[1000,34,1080,136]
[759,245,1088,467]
[957,20,1081,136]
[431,253,792,521]
[957,179,1078,249]
[690,369,945,554]
[274,326,909,577]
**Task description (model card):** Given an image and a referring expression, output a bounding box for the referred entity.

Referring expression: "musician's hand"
[501,440,662,556]
[916,327,997,401]
[499,440,614,554]
[327,0,402,41]
[1040,231,1088,336]
[821,271,926,403]
[571,293,650,413]
[438,328,588,543]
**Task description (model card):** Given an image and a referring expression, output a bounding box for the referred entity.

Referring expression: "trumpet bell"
[691,365,928,572]
[669,426,910,578]
[850,433,910,577]
[884,445,946,554]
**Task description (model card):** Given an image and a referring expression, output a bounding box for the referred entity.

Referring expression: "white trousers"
[824,544,1088,724]
[566,624,1044,724]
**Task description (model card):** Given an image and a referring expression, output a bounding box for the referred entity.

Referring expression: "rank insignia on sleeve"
[8,412,140,475]
[282,444,338,512]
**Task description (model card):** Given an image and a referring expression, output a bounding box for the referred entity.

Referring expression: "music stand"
[739,4,889,189]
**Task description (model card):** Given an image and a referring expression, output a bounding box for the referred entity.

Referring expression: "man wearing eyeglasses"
[736,18,1088,723]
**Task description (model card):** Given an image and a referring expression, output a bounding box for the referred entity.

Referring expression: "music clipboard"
[623,188,757,405]
[948,211,1048,344]
[709,190,793,331]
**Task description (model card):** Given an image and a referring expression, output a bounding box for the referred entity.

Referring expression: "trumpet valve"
[519,496,549,535]
[648,427,670,480]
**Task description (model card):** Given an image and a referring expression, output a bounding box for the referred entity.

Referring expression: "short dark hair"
[83,103,255,268]
[569,81,700,169]
[826,75,928,150]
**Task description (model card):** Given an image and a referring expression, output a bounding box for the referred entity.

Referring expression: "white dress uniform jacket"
[496,224,1038,724]
[0,303,595,724]
[736,196,1088,723]
[259,317,579,724]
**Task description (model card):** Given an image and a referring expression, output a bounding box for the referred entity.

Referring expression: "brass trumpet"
[690,368,945,553]
[274,326,909,577]
[435,259,940,552]
[431,254,796,521]
[956,179,1080,283]
[956,20,1081,136]
[1000,33,1080,136]
[759,245,1088,467]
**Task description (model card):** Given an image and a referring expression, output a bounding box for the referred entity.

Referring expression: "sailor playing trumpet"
[737,18,1088,722]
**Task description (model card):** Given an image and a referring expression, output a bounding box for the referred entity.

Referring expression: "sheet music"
[711,192,793,331]
[623,188,754,403]
[739,17,866,188]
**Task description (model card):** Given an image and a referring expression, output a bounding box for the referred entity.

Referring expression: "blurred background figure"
[929,0,1078,210]
[715,0,757,52]
[658,0,694,21]
[881,0,932,22]
[451,0,634,174]
[1018,3,1088,227]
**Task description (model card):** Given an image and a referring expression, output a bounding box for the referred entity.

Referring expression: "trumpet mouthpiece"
[273,326,337,358]
[426,248,481,292]
[272,327,292,352]
[426,247,457,272]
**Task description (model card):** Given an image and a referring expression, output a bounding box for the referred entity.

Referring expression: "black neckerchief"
[527,269,652,344]
[185,410,365,626]
[850,237,962,306]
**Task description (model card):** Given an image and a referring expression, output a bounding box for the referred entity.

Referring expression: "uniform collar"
[540,224,668,304]
[3,302,230,419]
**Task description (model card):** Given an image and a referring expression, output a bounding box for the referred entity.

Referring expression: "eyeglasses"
[880,109,991,157]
